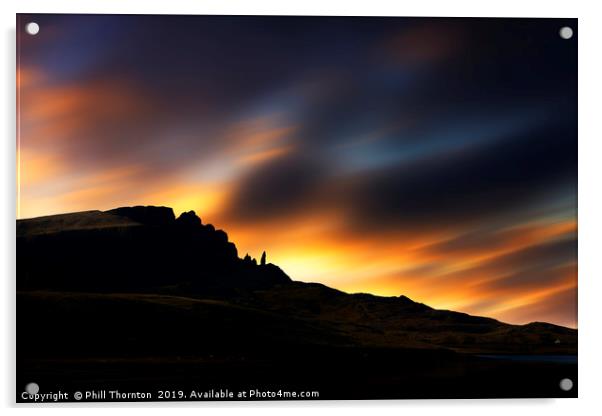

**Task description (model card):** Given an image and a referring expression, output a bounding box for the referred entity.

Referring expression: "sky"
[17,15,577,327]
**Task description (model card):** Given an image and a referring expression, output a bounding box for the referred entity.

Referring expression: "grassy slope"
[17,210,140,237]
[17,291,577,399]
[19,288,576,356]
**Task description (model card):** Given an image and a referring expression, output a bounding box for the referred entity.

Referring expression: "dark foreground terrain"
[17,206,577,401]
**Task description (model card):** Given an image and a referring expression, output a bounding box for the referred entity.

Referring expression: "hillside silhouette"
[18,206,290,294]
[17,206,577,400]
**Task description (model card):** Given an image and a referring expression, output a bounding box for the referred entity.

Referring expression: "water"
[477,354,577,364]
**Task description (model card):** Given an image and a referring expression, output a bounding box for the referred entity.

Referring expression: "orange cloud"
[16,66,577,329]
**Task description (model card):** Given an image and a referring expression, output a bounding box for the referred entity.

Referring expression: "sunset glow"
[17,15,577,328]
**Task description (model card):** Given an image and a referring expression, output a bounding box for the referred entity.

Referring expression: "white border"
[2,1,601,415]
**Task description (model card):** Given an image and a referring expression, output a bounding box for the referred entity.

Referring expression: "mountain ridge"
[17,207,572,326]
[17,206,577,399]
[17,205,576,355]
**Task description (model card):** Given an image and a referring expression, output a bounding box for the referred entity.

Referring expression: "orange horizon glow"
[17,35,577,329]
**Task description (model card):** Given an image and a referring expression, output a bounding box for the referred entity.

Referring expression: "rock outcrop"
[17,206,291,294]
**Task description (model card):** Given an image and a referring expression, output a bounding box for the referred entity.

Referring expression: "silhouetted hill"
[107,205,176,226]
[17,206,291,294]
[16,206,576,354]
[234,281,576,354]
[16,209,140,236]
[16,206,577,399]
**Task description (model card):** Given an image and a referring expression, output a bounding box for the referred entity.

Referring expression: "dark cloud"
[20,15,577,200]
[222,154,329,222]
[480,236,576,275]
[340,121,576,232]
[19,15,577,326]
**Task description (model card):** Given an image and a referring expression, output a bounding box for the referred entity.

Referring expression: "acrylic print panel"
[16,14,577,402]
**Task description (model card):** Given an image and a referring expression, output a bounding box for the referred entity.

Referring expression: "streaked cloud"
[17,15,577,327]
